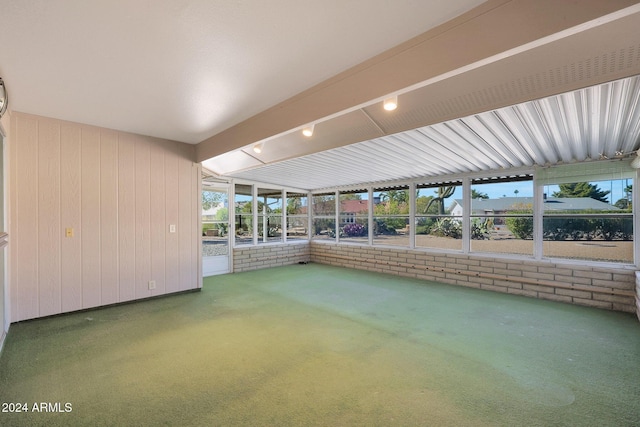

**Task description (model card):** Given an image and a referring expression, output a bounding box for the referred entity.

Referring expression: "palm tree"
[471,189,489,199]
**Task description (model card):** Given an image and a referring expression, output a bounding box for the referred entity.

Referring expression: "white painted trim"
[462,177,471,254]
[635,169,640,268]
[197,164,203,287]
[533,169,544,260]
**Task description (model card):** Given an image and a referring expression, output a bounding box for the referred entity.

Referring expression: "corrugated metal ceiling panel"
[228,76,640,191]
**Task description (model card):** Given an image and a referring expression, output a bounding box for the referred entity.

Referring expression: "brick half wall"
[233,243,310,272]
[311,242,637,314]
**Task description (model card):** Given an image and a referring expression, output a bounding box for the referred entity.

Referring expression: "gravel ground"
[202,242,229,256]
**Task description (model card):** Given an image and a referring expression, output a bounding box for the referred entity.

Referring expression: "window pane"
[373,188,409,247]
[415,184,462,251]
[258,188,282,244]
[286,193,307,215]
[312,193,335,240]
[313,194,335,215]
[312,218,336,240]
[258,215,283,243]
[287,216,308,240]
[339,191,368,244]
[235,184,253,245]
[287,192,308,241]
[202,188,229,256]
[470,180,533,255]
[542,178,633,263]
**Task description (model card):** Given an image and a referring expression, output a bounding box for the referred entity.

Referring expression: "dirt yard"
[377,234,633,263]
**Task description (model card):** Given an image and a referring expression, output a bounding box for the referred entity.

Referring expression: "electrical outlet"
[148,280,156,290]
[169,224,176,233]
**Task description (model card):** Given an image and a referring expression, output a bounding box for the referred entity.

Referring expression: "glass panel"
[373,188,409,247]
[287,216,309,240]
[258,215,283,243]
[313,193,336,215]
[258,188,282,244]
[470,180,534,255]
[235,184,253,245]
[415,184,462,251]
[202,188,229,256]
[312,218,336,240]
[287,193,307,215]
[287,192,308,241]
[312,193,336,240]
[339,190,369,244]
[542,178,633,262]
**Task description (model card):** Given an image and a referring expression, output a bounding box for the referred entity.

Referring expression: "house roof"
[340,199,369,214]
[451,197,620,213]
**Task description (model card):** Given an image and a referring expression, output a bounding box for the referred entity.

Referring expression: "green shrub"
[506,216,533,239]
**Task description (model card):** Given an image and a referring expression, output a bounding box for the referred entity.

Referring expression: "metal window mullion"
[409,182,416,249]
[252,185,258,245]
[534,170,544,260]
[307,191,312,241]
[634,170,639,267]
[368,187,373,245]
[335,191,339,243]
[283,190,287,243]
[462,177,470,253]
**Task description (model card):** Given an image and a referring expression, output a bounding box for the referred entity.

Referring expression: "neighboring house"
[449,197,619,229]
[339,199,369,224]
[450,197,618,216]
[310,199,370,224]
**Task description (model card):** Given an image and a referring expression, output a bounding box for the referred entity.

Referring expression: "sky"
[419,178,631,206]
[228,178,632,210]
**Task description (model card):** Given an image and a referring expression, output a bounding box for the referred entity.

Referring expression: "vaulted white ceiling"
[0,0,484,143]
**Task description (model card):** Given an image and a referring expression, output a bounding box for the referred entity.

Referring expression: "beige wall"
[9,113,200,322]
[0,111,8,345]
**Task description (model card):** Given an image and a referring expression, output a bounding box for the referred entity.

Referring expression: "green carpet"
[1,263,639,426]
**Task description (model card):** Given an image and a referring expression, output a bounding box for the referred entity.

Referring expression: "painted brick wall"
[233,243,310,272]
[310,242,637,313]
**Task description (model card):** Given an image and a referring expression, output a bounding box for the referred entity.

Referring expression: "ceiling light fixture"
[302,124,314,137]
[253,142,263,154]
[0,77,8,118]
[383,96,397,111]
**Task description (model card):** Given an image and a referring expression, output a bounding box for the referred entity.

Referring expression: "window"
[265,157,635,266]
[202,187,229,256]
[258,188,283,244]
[539,162,633,263]
[312,193,336,240]
[234,184,253,245]
[339,190,369,244]
[415,182,463,251]
[286,192,308,241]
[373,186,410,247]
[470,176,533,256]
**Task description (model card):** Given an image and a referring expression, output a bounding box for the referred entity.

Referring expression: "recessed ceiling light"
[383,96,397,111]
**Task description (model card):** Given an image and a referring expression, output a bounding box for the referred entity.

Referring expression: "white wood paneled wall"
[9,113,200,322]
